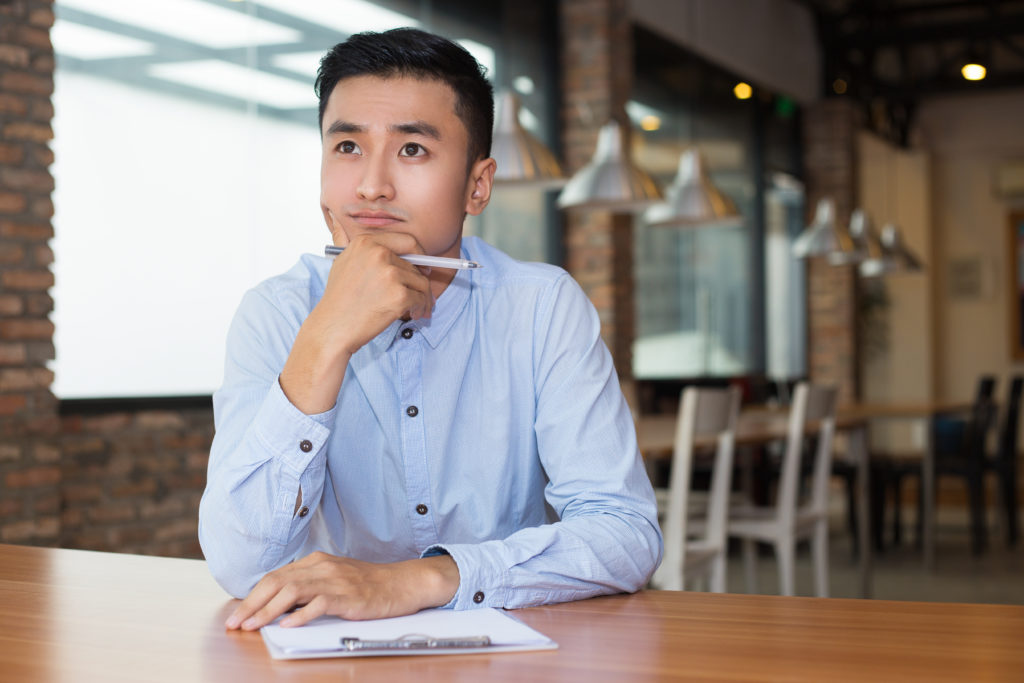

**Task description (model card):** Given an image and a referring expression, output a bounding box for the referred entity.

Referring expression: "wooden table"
[2,544,1022,682]
[841,402,971,571]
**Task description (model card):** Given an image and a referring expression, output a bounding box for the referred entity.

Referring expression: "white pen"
[324,245,482,270]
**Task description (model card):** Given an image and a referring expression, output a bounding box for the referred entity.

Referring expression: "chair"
[887,376,998,555]
[651,386,741,592]
[989,376,1022,547]
[727,382,838,597]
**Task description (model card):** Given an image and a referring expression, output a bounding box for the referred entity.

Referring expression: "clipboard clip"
[340,633,492,651]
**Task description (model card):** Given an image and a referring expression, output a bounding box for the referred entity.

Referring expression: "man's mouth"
[349,210,404,227]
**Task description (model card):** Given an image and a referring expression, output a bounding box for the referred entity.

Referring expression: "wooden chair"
[651,386,740,592]
[727,382,838,597]
[989,376,1022,547]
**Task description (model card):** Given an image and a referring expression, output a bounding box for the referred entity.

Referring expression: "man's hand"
[224,552,460,630]
[279,231,434,415]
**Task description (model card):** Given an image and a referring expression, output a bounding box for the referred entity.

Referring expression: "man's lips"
[349,210,404,227]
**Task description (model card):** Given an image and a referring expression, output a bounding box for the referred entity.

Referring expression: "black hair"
[315,27,494,169]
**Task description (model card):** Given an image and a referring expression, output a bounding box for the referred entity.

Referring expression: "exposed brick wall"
[59,407,212,558]
[0,0,60,546]
[560,0,636,379]
[802,98,862,405]
[1,0,214,559]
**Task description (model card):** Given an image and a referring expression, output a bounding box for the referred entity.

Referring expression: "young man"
[199,28,661,631]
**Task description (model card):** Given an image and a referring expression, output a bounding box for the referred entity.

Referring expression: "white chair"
[727,382,837,597]
[651,386,740,592]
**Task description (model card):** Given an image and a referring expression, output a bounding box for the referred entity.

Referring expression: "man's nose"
[356,158,395,201]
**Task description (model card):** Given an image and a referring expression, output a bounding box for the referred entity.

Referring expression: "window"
[629,26,805,382]
[50,0,558,398]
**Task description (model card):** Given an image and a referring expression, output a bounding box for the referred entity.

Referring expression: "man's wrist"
[417,554,460,608]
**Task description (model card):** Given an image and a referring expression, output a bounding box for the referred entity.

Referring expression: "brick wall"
[559,0,636,379]
[0,0,60,546]
[0,0,213,558]
[60,406,211,558]
[802,98,862,405]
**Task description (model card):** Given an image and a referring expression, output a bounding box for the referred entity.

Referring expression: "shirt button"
[416,503,428,515]
[299,439,313,452]
[401,328,414,339]
[473,591,485,604]
[298,506,309,517]
[406,405,419,417]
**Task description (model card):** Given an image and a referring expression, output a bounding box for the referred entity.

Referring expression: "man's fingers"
[225,572,292,629]
[279,594,330,628]
[239,583,305,631]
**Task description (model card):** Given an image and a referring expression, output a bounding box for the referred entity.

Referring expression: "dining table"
[635,400,974,597]
[2,543,1022,682]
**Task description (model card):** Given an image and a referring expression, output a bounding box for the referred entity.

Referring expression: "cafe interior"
[3,0,1024,611]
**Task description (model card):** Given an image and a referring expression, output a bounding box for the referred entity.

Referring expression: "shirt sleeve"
[198,287,335,598]
[423,273,664,609]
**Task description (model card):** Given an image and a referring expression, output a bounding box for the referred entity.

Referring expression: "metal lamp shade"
[793,197,843,258]
[826,208,877,265]
[859,224,924,277]
[491,91,566,188]
[556,120,662,211]
[643,149,741,228]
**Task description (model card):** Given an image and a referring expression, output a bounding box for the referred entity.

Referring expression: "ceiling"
[800,0,1024,145]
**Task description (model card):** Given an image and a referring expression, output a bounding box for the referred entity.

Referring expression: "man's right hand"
[279,231,433,415]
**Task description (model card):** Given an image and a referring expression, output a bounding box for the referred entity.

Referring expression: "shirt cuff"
[421,543,508,610]
[249,378,336,475]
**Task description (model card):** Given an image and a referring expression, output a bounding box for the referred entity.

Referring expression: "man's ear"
[465,157,496,216]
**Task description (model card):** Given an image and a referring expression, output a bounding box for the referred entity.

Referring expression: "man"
[199,27,661,632]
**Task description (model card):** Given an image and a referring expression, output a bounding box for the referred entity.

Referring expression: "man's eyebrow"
[390,121,442,140]
[323,120,442,141]
[325,120,363,136]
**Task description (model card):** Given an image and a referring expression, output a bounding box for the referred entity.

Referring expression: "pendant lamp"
[491,90,566,188]
[556,120,662,211]
[826,208,877,265]
[859,224,924,277]
[642,149,741,228]
[793,197,844,258]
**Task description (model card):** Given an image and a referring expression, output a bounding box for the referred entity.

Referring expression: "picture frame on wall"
[1010,211,1024,360]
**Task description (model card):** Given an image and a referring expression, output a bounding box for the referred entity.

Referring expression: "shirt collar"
[366,251,474,353]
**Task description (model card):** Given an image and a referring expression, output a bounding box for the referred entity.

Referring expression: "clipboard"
[260,607,558,659]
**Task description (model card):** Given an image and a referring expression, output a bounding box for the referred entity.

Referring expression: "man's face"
[319,75,493,259]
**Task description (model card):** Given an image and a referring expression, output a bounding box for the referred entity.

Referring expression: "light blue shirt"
[199,237,662,609]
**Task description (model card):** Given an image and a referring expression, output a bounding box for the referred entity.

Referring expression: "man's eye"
[400,143,425,157]
[338,140,359,154]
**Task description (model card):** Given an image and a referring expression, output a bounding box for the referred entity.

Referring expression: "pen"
[340,634,492,651]
[324,245,482,270]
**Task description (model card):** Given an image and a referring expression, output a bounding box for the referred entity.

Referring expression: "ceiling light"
[793,197,844,258]
[640,115,661,131]
[859,224,924,277]
[252,0,419,34]
[491,90,565,188]
[733,82,753,100]
[826,208,876,265]
[271,51,325,78]
[643,149,741,228]
[58,0,300,49]
[149,60,314,109]
[556,120,662,211]
[512,76,535,95]
[961,63,986,81]
[51,19,155,60]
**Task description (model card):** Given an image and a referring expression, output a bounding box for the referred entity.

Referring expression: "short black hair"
[315,27,494,169]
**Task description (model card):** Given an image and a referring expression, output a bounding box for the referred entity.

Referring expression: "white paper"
[260,607,557,659]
